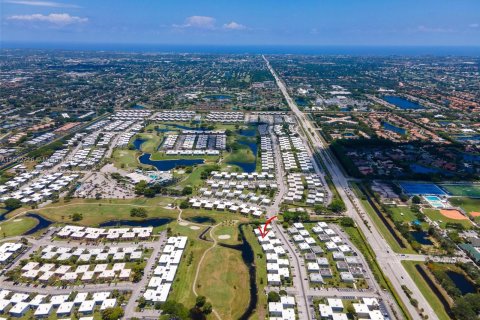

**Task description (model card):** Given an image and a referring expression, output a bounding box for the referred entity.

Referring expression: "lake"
[139,153,204,171]
[132,138,146,150]
[24,213,53,235]
[383,96,424,110]
[99,217,172,228]
[446,271,477,295]
[383,122,407,135]
[228,140,258,173]
[410,230,433,245]
[204,94,233,101]
[186,216,216,224]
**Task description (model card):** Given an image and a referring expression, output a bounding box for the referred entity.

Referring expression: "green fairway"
[135,132,163,153]
[196,245,250,319]
[14,197,178,227]
[112,149,141,170]
[423,208,472,229]
[389,206,418,223]
[0,216,38,238]
[442,184,480,198]
[401,261,451,320]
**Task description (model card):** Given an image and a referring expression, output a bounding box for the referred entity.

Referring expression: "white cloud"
[4,0,80,8]
[416,25,453,33]
[469,23,479,28]
[174,16,216,29]
[8,13,88,25]
[223,21,246,30]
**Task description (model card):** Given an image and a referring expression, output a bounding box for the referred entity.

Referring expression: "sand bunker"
[218,235,231,240]
[190,226,200,230]
[470,212,480,217]
[179,221,189,226]
[13,219,22,222]
[440,209,468,220]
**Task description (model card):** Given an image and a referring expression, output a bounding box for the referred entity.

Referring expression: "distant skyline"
[1,0,480,47]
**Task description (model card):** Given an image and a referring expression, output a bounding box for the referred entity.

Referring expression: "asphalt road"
[264,55,436,320]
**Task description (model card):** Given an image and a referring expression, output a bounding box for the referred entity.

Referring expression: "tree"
[195,296,206,308]
[101,306,124,320]
[202,302,212,315]
[268,291,281,302]
[412,195,421,204]
[4,198,21,210]
[182,186,193,195]
[328,198,346,213]
[137,297,146,309]
[340,217,355,227]
[143,188,156,198]
[130,207,148,218]
[72,213,83,221]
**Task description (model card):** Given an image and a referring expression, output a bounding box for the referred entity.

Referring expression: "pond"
[131,104,145,109]
[228,140,258,173]
[238,127,257,137]
[138,153,204,171]
[383,96,424,110]
[24,213,53,235]
[410,230,433,245]
[446,271,477,295]
[99,217,172,228]
[132,138,146,151]
[186,216,216,224]
[155,124,203,133]
[383,122,407,135]
[204,94,233,101]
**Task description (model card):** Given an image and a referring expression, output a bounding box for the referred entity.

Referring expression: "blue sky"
[1,0,479,46]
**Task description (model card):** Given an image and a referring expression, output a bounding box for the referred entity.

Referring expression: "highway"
[264,55,436,320]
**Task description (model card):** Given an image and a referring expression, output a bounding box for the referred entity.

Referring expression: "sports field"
[441,184,480,198]
[423,209,472,229]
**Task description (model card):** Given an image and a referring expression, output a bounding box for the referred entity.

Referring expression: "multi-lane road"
[264,55,436,320]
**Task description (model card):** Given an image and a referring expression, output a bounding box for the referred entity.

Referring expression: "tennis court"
[400,183,447,196]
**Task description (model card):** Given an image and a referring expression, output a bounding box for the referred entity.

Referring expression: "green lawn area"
[112,149,142,170]
[389,206,418,223]
[442,184,480,198]
[135,132,163,153]
[167,223,212,309]
[401,261,451,320]
[0,216,38,238]
[149,152,219,162]
[423,208,473,229]
[243,224,267,320]
[11,197,178,227]
[213,221,241,245]
[196,245,250,320]
[350,183,415,254]
[224,146,255,163]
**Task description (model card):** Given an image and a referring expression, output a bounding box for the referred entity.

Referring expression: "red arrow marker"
[258,216,278,238]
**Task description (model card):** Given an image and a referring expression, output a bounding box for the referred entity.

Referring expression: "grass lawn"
[196,245,250,320]
[350,183,414,254]
[168,223,212,309]
[243,224,267,320]
[401,261,451,320]
[111,149,142,170]
[423,208,472,229]
[225,146,255,163]
[389,206,418,223]
[149,152,219,162]
[0,216,38,238]
[442,184,480,198]
[135,132,162,153]
[11,197,178,226]
[213,221,241,245]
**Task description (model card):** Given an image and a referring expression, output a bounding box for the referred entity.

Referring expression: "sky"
[1,0,480,47]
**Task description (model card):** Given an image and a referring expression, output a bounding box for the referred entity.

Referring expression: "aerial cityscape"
[0,1,480,320]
